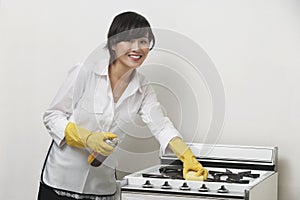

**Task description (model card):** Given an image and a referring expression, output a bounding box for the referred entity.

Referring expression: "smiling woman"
[38,11,207,200]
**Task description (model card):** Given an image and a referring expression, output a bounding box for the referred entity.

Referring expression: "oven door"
[122,191,240,200]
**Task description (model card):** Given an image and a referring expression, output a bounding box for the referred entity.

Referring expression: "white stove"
[119,144,278,200]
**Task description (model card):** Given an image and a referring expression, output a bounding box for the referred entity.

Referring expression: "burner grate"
[207,169,260,184]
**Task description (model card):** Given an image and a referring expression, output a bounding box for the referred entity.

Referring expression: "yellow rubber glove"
[169,137,208,181]
[64,122,117,156]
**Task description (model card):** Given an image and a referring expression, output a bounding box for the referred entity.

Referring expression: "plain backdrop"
[0,0,300,199]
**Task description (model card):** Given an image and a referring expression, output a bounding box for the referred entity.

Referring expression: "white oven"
[119,144,278,200]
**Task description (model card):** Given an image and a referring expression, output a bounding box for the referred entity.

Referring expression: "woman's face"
[112,36,150,69]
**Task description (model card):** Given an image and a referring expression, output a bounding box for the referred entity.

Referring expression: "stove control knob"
[180,182,191,190]
[217,185,229,193]
[198,184,209,192]
[142,180,154,188]
[161,181,172,189]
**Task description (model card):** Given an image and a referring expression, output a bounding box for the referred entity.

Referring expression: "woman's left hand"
[168,137,208,181]
[183,155,208,180]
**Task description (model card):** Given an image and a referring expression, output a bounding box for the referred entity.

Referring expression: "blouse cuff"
[155,127,182,156]
[51,120,69,147]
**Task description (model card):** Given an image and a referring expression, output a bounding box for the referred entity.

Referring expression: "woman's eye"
[139,39,149,45]
[140,40,148,44]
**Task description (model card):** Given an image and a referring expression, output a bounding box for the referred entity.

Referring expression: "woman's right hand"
[64,122,117,155]
[86,132,117,156]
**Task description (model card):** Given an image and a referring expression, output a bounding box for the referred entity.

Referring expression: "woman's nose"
[131,40,140,50]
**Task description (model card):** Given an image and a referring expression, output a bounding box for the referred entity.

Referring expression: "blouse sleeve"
[138,84,182,155]
[43,63,86,147]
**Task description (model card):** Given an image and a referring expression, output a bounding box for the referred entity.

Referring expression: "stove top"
[121,164,273,198]
[146,165,261,184]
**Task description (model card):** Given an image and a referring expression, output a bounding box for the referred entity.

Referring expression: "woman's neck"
[109,62,133,81]
[109,61,134,100]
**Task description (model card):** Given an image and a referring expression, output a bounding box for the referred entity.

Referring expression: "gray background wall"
[0,0,299,199]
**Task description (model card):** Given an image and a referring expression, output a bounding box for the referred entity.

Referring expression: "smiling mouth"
[128,54,142,60]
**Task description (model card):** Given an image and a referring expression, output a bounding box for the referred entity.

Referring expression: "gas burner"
[207,169,260,184]
[142,165,184,179]
[159,165,184,179]
[238,170,260,178]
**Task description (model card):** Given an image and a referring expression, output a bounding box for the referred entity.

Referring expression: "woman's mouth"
[128,54,142,60]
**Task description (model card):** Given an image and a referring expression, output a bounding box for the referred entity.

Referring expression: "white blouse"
[41,61,182,196]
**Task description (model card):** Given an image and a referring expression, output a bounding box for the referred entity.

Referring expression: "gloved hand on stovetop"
[64,122,117,156]
[169,137,208,181]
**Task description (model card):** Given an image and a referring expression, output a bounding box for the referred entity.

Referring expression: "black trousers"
[37,182,115,200]
[38,182,77,200]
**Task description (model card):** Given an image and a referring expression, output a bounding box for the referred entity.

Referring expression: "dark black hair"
[106,11,155,63]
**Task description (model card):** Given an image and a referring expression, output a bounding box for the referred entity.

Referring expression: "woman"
[38,11,208,200]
